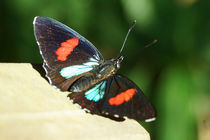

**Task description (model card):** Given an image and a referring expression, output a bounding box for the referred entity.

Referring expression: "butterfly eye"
[113,56,123,69]
[116,63,120,69]
[118,56,124,63]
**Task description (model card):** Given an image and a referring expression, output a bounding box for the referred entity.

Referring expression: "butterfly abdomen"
[70,74,98,92]
[69,60,116,93]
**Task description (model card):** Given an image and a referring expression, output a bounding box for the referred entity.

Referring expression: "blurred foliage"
[1,0,210,139]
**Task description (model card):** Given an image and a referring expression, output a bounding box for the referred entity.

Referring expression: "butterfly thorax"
[69,56,123,93]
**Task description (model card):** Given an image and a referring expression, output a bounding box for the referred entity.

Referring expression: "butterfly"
[33,16,156,122]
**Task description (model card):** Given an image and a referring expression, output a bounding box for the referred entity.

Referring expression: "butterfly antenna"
[144,40,157,48]
[117,20,136,59]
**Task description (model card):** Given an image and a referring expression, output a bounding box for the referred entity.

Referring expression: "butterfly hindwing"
[33,16,104,90]
[68,81,107,114]
[68,74,156,121]
[101,74,156,121]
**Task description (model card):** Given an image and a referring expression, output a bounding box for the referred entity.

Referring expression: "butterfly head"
[96,56,123,79]
[113,55,124,70]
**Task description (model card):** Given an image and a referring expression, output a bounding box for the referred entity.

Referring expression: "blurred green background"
[1,0,210,139]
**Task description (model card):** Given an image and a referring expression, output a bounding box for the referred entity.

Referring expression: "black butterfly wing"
[68,80,107,115]
[100,74,156,122]
[33,16,104,90]
[68,74,156,122]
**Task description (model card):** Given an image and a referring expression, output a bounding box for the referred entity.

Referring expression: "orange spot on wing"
[56,37,79,61]
[109,88,137,106]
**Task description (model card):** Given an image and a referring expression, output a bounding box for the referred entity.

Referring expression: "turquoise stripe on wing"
[85,81,106,102]
[60,61,98,79]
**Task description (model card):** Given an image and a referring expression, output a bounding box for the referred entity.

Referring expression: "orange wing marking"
[109,88,137,106]
[56,37,79,61]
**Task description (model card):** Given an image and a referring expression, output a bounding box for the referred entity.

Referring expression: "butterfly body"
[70,57,120,92]
[33,16,156,122]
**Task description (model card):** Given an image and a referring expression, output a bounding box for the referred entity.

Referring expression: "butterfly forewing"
[34,16,104,68]
[33,16,104,90]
